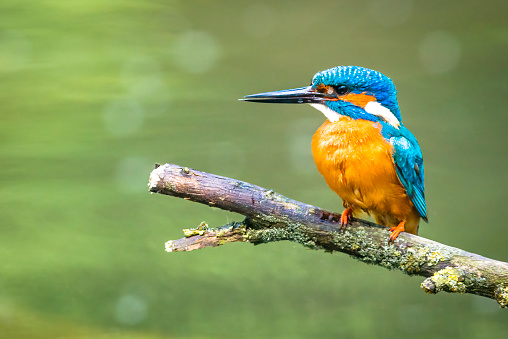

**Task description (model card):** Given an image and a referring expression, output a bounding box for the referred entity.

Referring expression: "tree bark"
[148,163,508,308]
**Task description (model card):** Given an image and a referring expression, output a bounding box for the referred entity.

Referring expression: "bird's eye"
[314,83,349,98]
[332,85,350,96]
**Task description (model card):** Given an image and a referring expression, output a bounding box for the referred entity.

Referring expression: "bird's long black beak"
[240,86,326,104]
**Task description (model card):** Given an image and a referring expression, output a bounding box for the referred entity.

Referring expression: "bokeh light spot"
[419,31,461,74]
[122,55,163,98]
[121,55,169,117]
[115,294,148,325]
[173,31,221,73]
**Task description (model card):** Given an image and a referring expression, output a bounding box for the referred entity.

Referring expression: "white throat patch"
[364,101,400,128]
[310,102,400,128]
[309,103,343,122]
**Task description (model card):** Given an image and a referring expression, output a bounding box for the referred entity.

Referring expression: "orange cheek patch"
[340,92,376,108]
[315,83,327,92]
[315,83,335,96]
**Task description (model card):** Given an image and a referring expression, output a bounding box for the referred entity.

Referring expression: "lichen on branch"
[149,163,508,308]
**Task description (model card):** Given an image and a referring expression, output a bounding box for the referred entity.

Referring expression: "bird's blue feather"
[312,66,401,122]
[312,66,428,221]
[382,124,427,221]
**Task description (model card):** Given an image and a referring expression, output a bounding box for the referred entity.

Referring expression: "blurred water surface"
[1,0,507,338]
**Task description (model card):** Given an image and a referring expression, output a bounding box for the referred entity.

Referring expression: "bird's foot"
[388,221,405,243]
[339,207,353,231]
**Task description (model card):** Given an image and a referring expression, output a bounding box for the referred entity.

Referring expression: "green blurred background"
[1,0,507,338]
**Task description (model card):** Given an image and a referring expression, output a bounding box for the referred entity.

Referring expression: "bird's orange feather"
[311,117,420,235]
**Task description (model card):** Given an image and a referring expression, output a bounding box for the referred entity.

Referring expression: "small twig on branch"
[148,163,508,308]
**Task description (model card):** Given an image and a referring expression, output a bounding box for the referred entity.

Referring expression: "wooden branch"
[148,163,508,308]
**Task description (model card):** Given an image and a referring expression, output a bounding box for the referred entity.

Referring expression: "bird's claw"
[339,207,353,232]
[388,221,405,243]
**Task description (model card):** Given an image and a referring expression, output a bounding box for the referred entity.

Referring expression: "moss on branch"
[151,163,508,308]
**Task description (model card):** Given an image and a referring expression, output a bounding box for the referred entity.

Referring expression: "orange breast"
[311,117,420,234]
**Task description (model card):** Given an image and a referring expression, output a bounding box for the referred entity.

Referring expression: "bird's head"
[242,66,401,128]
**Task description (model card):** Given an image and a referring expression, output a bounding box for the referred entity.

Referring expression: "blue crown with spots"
[312,66,401,122]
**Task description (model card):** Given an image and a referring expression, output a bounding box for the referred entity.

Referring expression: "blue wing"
[389,131,428,222]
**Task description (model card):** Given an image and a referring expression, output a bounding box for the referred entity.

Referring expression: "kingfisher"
[242,66,427,241]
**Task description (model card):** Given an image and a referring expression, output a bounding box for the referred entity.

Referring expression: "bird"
[241,66,427,242]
